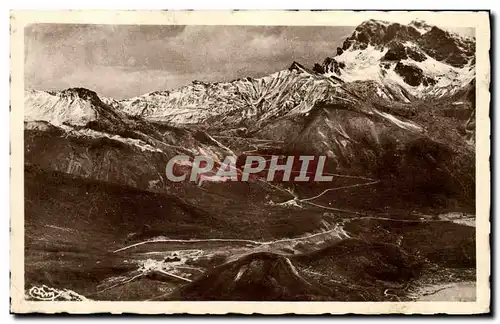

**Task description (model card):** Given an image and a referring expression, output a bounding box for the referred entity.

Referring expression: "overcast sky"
[24,23,473,99]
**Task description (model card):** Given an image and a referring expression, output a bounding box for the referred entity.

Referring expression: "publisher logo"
[165,155,334,184]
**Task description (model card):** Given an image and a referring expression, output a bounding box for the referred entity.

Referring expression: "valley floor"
[24,169,476,302]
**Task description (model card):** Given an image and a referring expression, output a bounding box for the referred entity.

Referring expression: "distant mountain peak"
[288,61,308,73]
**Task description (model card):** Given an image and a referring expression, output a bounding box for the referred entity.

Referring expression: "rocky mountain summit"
[317,19,475,97]
[338,19,474,67]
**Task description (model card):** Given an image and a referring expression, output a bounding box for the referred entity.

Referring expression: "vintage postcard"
[10,10,490,314]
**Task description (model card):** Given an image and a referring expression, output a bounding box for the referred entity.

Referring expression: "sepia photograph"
[10,10,491,314]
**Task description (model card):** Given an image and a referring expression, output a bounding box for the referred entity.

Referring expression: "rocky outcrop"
[23,19,477,304]
[418,26,475,68]
[394,62,436,87]
[383,42,426,62]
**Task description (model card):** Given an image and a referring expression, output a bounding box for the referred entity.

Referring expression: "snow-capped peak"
[313,19,475,100]
[409,19,433,35]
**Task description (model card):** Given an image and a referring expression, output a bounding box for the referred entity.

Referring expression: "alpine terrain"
[24,19,476,302]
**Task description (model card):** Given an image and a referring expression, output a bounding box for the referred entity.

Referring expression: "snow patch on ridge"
[373,109,423,132]
[329,45,388,82]
[58,124,164,153]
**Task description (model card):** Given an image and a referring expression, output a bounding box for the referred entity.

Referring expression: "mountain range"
[25,19,475,197]
[23,19,476,301]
